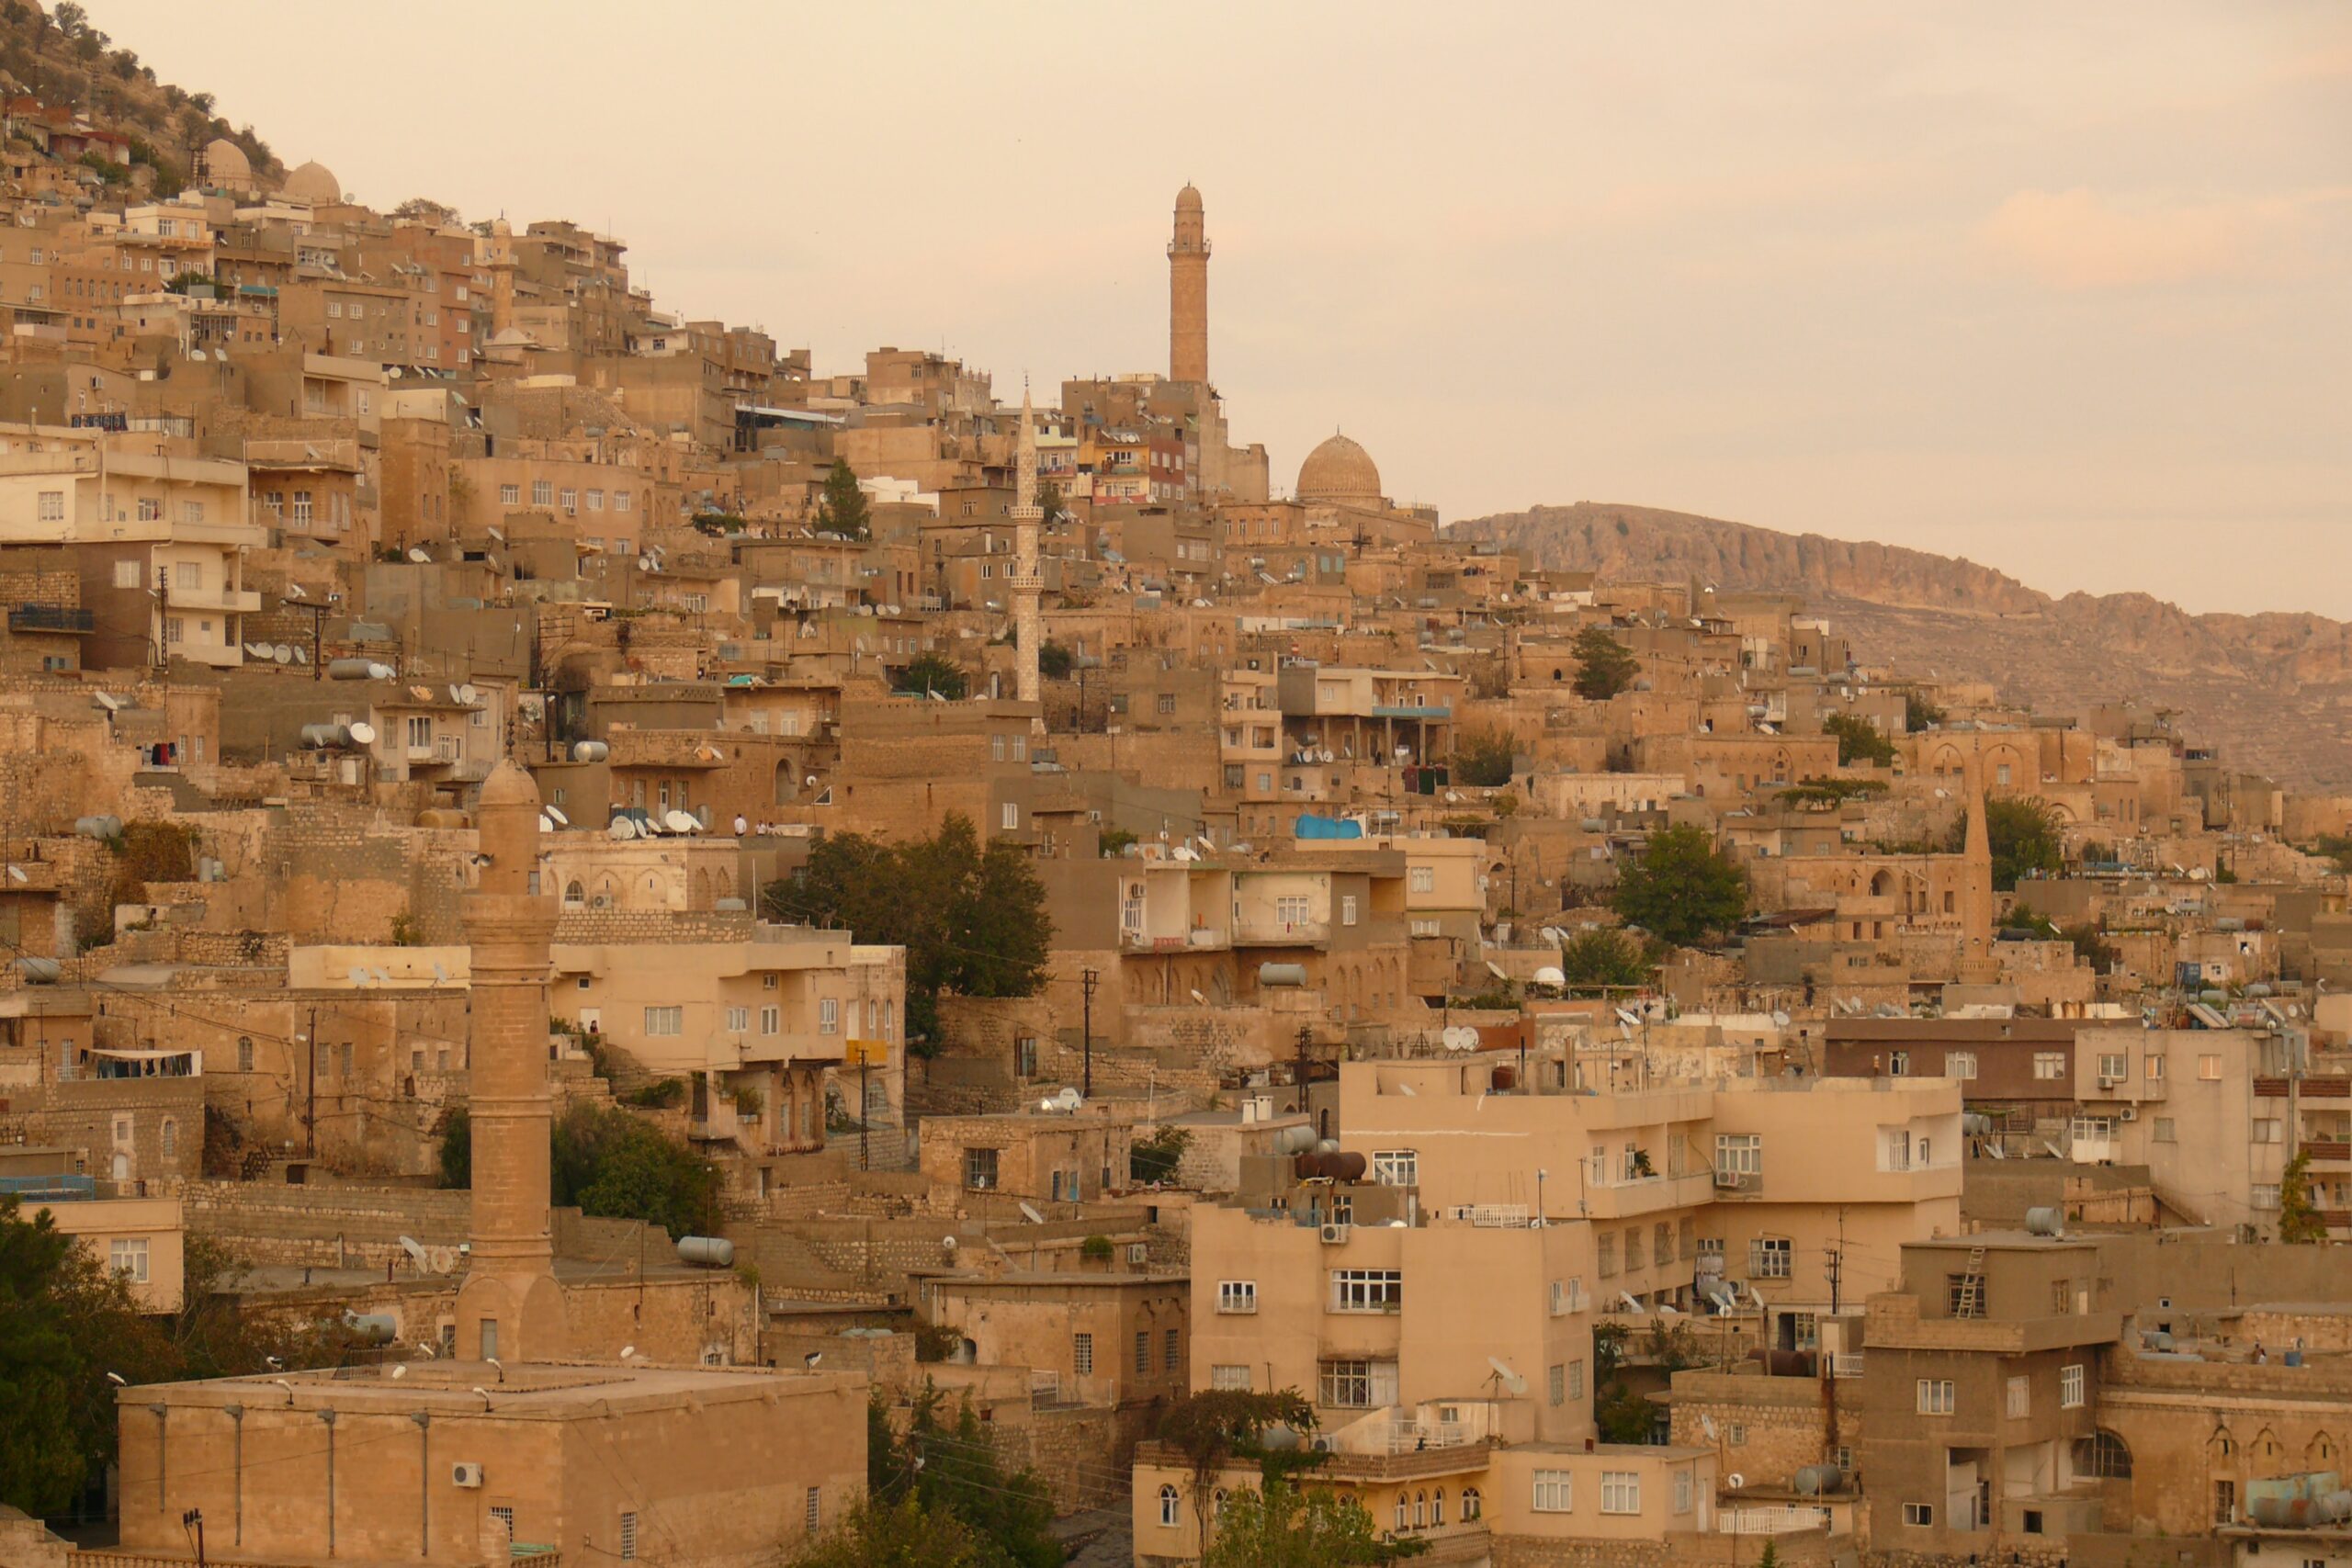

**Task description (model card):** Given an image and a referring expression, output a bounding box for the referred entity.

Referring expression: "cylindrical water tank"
[2246,1495,2297,1528]
[300,722,351,749]
[1258,962,1307,988]
[1257,1424,1303,1453]
[1294,1152,1327,1180]
[14,956,61,983]
[1962,1112,1996,1136]
[342,1312,398,1344]
[676,1235,734,1268]
[1490,1065,1518,1091]
[1272,1123,1317,1156]
[327,658,379,680]
[2314,1490,2352,1524]
[1326,1151,1367,1183]
[2025,1207,2064,1237]
[2199,988,2228,1005]
[74,815,121,839]
[1314,1139,1340,1156]
[571,740,610,762]
[1792,1464,1844,1496]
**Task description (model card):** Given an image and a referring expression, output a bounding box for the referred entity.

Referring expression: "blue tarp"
[1294,815,1363,840]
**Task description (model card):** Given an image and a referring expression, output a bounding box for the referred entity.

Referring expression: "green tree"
[1204,1481,1426,1567]
[437,1102,471,1189]
[1033,479,1063,522]
[1571,626,1640,701]
[1610,824,1747,947]
[2060,922,2117,971]
[788,1495,994,1568]
[1756,1544,1783,1568]
[1453,724,1516,788]
[1159,1388,1321,1561]
[1131,1126,1191,1183]
[1555,928,1656,989]
[1037,639,1074,681]
[815,458,871,540]
[893,653,967,700]
[2278,1149,2328,1244]
[0,1196,94,1514]
[1821,713,1895,767]
[1904,691,1946,731]
[865,1385,1058,1568]
[1984,795,2064,891]
[548,1104,721,1240]
[763,814,1052,1049]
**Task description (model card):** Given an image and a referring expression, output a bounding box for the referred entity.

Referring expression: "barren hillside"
[1453,502,2352,790]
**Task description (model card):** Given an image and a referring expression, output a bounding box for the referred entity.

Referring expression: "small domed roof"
[478,759,542,811]
[1296,433,1384,507]
[1175,183,1203,211]
[282,160,340,205]
[203,138,251,181]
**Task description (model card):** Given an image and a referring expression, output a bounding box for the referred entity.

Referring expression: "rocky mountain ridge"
[1453,502,2352,791]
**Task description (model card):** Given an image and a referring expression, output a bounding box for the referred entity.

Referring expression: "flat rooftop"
[130,1359,852,1419]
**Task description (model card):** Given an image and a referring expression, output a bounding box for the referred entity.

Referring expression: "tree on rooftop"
[815,458,870,540]
[1904,691,1946,732]
[1822,713,1896,767]
[1571,626,1639,702]
[1204,1481,1427,1568]
[892,652,967,700]
[1037,639,1074,681]
[1033,478,1063,523]
[548,1103,720,1241]
[1453,724,1516,788]
[1610,823,1746,948]
[1556,927,1657,990]
[1984,795,2064,891]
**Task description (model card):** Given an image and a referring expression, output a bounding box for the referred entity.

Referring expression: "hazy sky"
[97,2,2351,616]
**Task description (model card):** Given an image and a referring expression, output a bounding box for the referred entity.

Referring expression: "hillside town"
[1,17,2350,1568]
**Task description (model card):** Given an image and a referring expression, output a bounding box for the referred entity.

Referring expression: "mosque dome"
[1175,184,1203,212]
[1295,433,1384,507]
[282,160,341,205]
[202,138,251,184]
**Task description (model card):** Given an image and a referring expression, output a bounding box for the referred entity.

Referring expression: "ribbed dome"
[1296,433,1383,507]
[477,759,542,810]
[203,138,251,182]
[1175,183,1203,212]
[282,160,340,205]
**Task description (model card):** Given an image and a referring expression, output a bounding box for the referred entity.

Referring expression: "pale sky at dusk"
[96,2,2352,616]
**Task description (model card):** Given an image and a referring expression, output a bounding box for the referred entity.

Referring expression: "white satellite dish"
[663,810,697,834]
[347,721,378,746]
[408,547,431,563]
[544,804,569,827]
[272,644,293,664]
[1017,1202,1046,1224]
[538,814,556,833]
[458,683,479,705]
[285,581,307,600]
[1533,966,1566,987]
[1726,1473,1746,1491]
[608,818,637,840]
[293,647,310,664]
[1190,988,1208,1005]
[188,348,207,361]
[244,641,270,657]
[1487,1356,1529,1395]
[1770,1010,1791,1029]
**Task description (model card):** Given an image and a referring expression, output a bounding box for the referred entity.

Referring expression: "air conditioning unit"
[1127,1243,1148,1265]
[1309,1435,1336,1453]
[2119,1107,2138,1122]
[1318,1222,1351,1245]
[450,1462,483,1489]
[2098,1077,2120,1090]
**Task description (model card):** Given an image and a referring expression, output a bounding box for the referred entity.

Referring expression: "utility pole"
[1080,969,1098,1098]
[1294,1024,1312,1117]
[303,1006,317,1157]
[291,600,329,680]
[858,1054,870,1172]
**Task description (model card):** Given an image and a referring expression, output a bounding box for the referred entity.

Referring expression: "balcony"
[1234,920,1329,947]
[164,582,262,614]
[7,604,92,633]
[2301,1140,2352,1167]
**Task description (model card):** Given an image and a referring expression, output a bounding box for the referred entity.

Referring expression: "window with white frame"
[819,998,839,1033]
[1903,1502,1934,1527]
[109,1237,150,1282]
[1210,1364,1251,1391]
[1749,1236,1792,1279]
[1275,894,1311,926]
[1371,1150,1418,1188]
[1945,1051,1977,1080]
[1715,1134,1760,1178]
[1217,1280,1257,1314]
[761,1006,780,1035]
[1329,1269,1403,1313]
[1600,1472,1640,1514]
[2098,1052,2128,1082]
[2007,1375,2030,1418]
[643,1006,682,1035]
[2061,1364,2085,1408]
[1917,1379,1956,1415]
[1673,1469,1692,1514]
[1340,894,1358,926]
[2145,1053,2165,1080]
[1409,865,1435,894]
[1531,1471,1572,1513]
[725,1006,749,1033]
[1317,1358,1396,1408]
[38,490,64,522]
[2034,1052,2067,1079]
[1548,1364,1566,1405]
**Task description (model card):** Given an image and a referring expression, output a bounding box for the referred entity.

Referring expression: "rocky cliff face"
[1455,502,2352,790]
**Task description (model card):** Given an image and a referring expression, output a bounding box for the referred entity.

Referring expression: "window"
[2154,1118,2176,1143]
[1156,693,1177,715]
[1567,1359,1584,1400]
[805,1487,820,1535]
[1888,1050,1909,1076]
[2098,1052,2128,1082]
[963,1148,999,1190]
[1217,1280,1258,1314]
[761,1006,780,1035]
[1531,1471,1572,1513]
[2007,1375,2030,1418]
[1158,1485,1180,1529]
[643,1006,682,1035]
[1275,894,1311,925]
[161,1119,177,1158]
[291,490,312,525]
[1945,1051,1977,1080]
[2253,1183,2281,1211]
[2253,1118,2283,1144]
[1715,1134,1760,1178]
[1340,894,1358,926]
[619,1513,637,1560]
[819,998,839,1034]
[1210,1364,1251,1391]
[39,490,66,522]
[115,558,142,589]
[1135,1331,1150,1374]
[532,479,553,507]
[1330,1269,1403,1313]
[1749,1237,1792,1280]
[2199,1054,2222,1080]
[175,560,201,589]
[237,1036,253,1072]
[490,1506,515,1540]
[1549,1363,1566,1405]
[587,490,605,511]
[1409,866,1435,894]
[110,1237,150,1282]
[500,483,521,505]
[1014,1035,1038,1077]
[1371,1150,1418,1188]
[2078,1429,2132,1478]
[1600,1472,1639,1515]
[1165,1327,1181,1371]
[1598,1233,1616,1278]
[1073,1333,1093,1374]
[1903,1503,1934,1527]
[1674,1470,1693,1515]
[2215,1480,2234,1526]
[1001,801,1019,832]
[2051,1278,2074,1314]
[725,1006,750,1033]
[616,491,633,512]
[1917,1379,1956,1416]
[2062,1364,2085,1408]
[560,488,577,513]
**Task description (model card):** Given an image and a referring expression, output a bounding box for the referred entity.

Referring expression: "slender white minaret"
[1012,385,1045,736]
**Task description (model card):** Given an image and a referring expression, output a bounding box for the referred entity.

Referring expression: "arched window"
[1870,869,1894,898]
[237,1035,254,1073]
[2311,1431,2337,1464]
[1414,1490,1426,1529]
[1462,1487,1482,1521]
[2077,1429,2132,1478]
[1432,1488,1445,1527]
[160,1118,176,1158]
[1395,1494,1408,1531]
[2211,1427,2237,1459]
[1159,1486,1180,1528]
[563,880,585,908]
[1212,1488,1229,1520]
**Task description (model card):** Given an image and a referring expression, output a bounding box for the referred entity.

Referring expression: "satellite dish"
[293,647,310,664]
[244,641,269,656]
[1017,1202,1046,1224]
[544,804,569,827]
[1771,1010,1791,1029]
[1700,1415,1718,1441]
[189,348,207,361]
[664,810,697,834]
[538,814,556,833]
[272,644,293,663]
[1533,966,1566,987]
[1487,1356,1529,1395]
[1190,988,1208,1005]
[608,818,637,840]
[1726,1473,1746,1491]
[347,721,377,746]
[458,684,479,705]
[408,547,431,563]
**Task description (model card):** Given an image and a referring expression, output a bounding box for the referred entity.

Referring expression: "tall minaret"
[1956,751,1999,983]
[1012,385,1046,736]
[1169,185,1209,386]
[454,760,566,1362]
